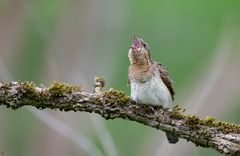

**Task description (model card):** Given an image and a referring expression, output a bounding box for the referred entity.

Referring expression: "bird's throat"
[130,63,152,83]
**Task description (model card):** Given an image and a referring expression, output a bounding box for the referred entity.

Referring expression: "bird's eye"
[143,43,146,48]
[143,42,150,51]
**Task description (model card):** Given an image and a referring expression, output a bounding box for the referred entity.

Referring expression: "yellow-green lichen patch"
[102,90,131,105]
[168,105,240,133]
[214,121,240,133]
[186,115,201,129]
[170,105,185,119]
[184,114,240,133]
[21,81,38,98]
[202,116,216,126]
[196,116,240,133]
[48,81,81,97]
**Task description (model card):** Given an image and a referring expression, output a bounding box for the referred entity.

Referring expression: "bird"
[128,34,178,144]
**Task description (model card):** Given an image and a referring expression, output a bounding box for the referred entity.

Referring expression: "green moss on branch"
[0,80,240,156]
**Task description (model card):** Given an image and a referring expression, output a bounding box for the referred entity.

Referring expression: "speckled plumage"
[129,65,172,108]
[128,36,174,107]
[128,35,178,143]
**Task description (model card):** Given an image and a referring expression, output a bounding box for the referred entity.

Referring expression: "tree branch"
[0,80,240,156]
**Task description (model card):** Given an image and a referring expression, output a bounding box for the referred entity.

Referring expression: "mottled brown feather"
[128,68,131,86]
[154,62,175,100]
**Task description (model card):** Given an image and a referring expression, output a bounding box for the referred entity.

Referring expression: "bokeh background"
[1,0,240,156]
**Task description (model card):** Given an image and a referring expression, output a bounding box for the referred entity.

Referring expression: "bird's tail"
[166,132,179,144]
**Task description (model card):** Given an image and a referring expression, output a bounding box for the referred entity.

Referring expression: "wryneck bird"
[128,34,178,144]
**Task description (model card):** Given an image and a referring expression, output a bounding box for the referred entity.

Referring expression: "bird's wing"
[155,62,175,100]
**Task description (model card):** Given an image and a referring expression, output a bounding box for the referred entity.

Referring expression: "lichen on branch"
[0,80,240,156]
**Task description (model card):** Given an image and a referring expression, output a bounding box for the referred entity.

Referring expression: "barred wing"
[155,62,175,100]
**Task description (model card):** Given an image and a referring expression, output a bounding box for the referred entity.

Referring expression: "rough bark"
[0,80,239,156]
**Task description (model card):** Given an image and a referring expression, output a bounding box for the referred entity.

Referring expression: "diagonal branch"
[0,80,240,156]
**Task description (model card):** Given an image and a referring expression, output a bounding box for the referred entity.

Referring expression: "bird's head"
[128,34,151,65]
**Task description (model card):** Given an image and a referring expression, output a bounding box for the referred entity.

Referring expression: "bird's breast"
[130,73,172,108]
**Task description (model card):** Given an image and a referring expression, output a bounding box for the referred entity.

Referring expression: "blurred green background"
[1,0,240,156]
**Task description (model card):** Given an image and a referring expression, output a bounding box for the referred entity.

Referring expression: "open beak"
[131,33,141,50]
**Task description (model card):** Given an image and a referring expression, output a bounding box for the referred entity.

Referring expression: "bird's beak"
[133,33,137,41]
[131,33,141,50]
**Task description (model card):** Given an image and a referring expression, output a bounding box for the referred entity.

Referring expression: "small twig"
[0,80,240,156]
[93,76,105,94]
